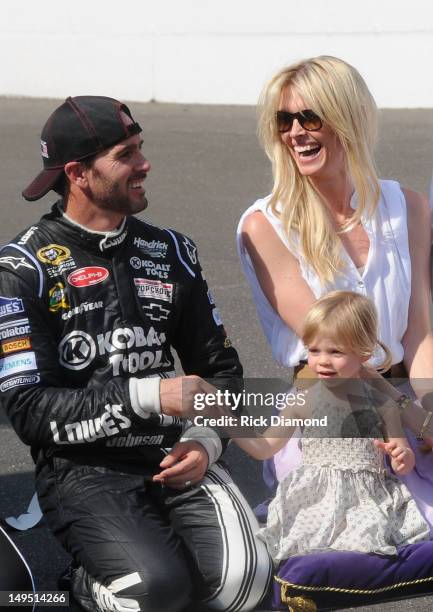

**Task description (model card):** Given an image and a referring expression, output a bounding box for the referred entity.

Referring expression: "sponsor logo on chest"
[58,326,170,376]
[133,237,168,258]
[134,278,173,302]
[130,257,171,279]
[67,267,109,288]
[37,244,77,278]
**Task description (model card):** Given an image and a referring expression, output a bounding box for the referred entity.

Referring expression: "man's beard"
[89,169,148,215]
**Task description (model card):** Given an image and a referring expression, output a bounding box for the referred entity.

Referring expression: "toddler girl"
[231,291,430,563]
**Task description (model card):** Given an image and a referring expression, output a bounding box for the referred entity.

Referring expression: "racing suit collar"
[51,201,129,255]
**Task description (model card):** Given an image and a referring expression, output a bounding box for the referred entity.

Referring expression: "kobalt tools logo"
[58,331,96,370]
[58,326,170,375]
[0,297,25,319]
[130,258,170,279]
[67,267,109,288]
[134,279,173,302]
[133,237,168,258]
[50,404,132,445]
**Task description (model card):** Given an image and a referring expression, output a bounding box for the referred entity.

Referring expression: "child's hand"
[374,439,415,475]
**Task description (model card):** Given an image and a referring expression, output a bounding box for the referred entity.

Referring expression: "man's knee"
[204,550,272,611]
[72,565,192,612]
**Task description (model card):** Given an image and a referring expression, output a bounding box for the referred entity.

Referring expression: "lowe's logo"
[0,297,24,319]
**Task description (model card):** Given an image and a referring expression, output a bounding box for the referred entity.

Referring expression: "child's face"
[307,337,366,380]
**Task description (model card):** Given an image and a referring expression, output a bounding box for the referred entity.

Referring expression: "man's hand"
[374,439,415,475]
[159,375,217,417]
[152,440,209,489]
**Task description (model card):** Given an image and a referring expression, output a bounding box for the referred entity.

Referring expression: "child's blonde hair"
[302,291,392,372]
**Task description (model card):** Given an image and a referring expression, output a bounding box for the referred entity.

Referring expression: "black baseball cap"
[22,95,142,201]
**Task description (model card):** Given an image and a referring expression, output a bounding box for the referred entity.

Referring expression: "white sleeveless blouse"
[237,180,410,368]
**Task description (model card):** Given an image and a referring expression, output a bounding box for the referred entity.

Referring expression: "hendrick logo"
[67,267,109,288]
[133,237,168,258]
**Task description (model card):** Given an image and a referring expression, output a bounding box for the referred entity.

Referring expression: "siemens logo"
[0,351,37,380]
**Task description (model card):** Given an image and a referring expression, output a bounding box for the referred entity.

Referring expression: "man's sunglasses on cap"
[275,109,323,133]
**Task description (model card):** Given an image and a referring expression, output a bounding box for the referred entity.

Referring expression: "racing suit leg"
[163,462,272,612]
[36,460,192,612]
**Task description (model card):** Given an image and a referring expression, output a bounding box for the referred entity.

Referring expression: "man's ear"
[64,161,88,188]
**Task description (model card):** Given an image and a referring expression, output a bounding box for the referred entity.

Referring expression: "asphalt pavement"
[0,97,433,611]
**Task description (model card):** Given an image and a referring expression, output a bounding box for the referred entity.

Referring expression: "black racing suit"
[0,202,241,475]
[0,203,271,612]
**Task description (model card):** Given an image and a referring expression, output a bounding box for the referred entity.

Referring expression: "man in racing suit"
[0,96,271,612]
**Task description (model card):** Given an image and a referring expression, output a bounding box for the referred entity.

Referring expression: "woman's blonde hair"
[258,56,380,285]
[302,291,392,372]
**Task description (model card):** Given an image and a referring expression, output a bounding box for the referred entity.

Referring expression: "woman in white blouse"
[237,55,433,526]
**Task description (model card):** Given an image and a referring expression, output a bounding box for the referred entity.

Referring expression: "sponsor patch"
[133,237,168,258]
[58,330,96,371]
[50,404,131,445]
[62,301,104,320]
[1,337,31,354]
[48,282,69,312]
[130,257,170,279]
[0,297,25,319]
[212,307,223,327]
[0,351,37,379]
[67,267,109,288]
[0,373,40,392]
[143,303,170,321]
[183,237,197,265]
[134,278,173,302]
[58,326,170,375]
[0,318,31,340]
[0,256,35,271]
[37,244,71,266]
[17,226,38,245]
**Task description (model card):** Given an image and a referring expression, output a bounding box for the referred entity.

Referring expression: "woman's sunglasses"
[275,109,323,133]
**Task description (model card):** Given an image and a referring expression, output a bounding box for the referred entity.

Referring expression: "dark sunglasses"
[275,109,323,133]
